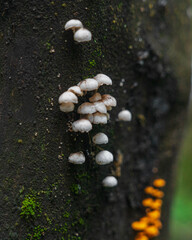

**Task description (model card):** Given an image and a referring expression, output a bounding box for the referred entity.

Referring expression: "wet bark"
[0,0,191,240]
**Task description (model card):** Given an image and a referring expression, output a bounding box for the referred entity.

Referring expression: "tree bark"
[0,0,191,239]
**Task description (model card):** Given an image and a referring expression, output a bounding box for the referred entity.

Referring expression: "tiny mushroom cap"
[94,73,112,86]
[93,112,108,124]
[74,28,92,42]
[145,226,160,237]
[58,91,78,104]
[82,114,94,123]
[118,110,132,121]
[68,86,83,96]
[78,78,99,91]
[68,152,85,164]
[92,132,109,145]
[60,102,75,112]
[89,92,102,102]
[102,94,117,107]
[72,119,92,133]
[64,19,83,31]
[153,178,166,188]
[94,101,107,113]
[95,150,114,165]
[131,221,148,231]
[102,176,118,187]
[77,102,96,115]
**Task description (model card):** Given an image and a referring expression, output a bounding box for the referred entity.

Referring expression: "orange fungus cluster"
[131,178,166,240]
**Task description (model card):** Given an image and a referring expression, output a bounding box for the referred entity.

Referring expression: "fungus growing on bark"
[118,110,132,121]
[74,28,92,42]
[131,221,148,231]
[72,119,92,133]
[94,73,112,86]
[102,94,117,107]
[95,150,113,165]
[93,101,107,114]
[77,102,96,114]
[60,102,75,112]
[68,152,85,164]
[93,112,108,124]
[58,91,78,104]
[92,132,108,145]
[102,176,118,187]
[68,86,83,96]
[144,226,160,238]
[153,178,166,188]
[89,92,102,102]
[64,19,83,31]
[78,78,99,91]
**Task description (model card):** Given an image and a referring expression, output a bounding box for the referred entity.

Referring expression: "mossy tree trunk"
[0,0,191,239]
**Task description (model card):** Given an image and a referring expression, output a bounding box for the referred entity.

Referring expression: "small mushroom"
[102,176,118,187]
[68,152,85,164]
[58,91,78,104]
[77,102,96,114]
[118,110,132,121]
[95,150,113,165]
[102,94,117,107]
[89,92,102,102]
[78,78,99,91]
[92,132,108,145]
[72,119,92,133]
[94,73,112,86]
[74,28,92,42]
[60,102,75,112]
[94,101,107,114]
[82,114,94,123]
[68,86,83,96]
[64,19,83,32]
[93,112,108,124]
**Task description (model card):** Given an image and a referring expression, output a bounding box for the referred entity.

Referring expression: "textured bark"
[0,0,191,240]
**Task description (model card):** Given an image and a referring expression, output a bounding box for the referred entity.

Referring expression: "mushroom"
[102,94,117,107]
[72,119,92,133]
[68,152,85,164]
[74,28,92,42]
[64,19,83,32]
[68,86,83,96]
[93,112,108,124]
[58,91,78,104]
[78,78,98,91]
[93,101,107,114]
[60,102,75,112]
[102,176,118,187]
[118,110,132,121]
[82,114,94,123]
[89,92,102,102]
[92,132,108,144]
[153,178,166,188]
[95,150,113,165]
[94,73,112,86]
[77,102,96,114]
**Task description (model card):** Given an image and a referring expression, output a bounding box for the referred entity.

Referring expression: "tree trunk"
[0,0,191,239]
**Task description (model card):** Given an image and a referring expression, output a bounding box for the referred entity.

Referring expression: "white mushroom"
[102,94,117,107]
[95,150,114,165]
[94,101,107,114]
[77,102,96,114]
[68,86,83,96]
[89,92,102,102]
[58,91,78,104]
[106,106,112,111]
[68,152,85,164]
[94,73,112,86]
[93,112,108,124]
[92,133,108,145]
[78,78,99,91]
[72,119,92,133]
[60,102,75,112]
[74,28,92,42]
[82,114,94,123]
[102,176,118,187]
[64,19,83,31]
[118,110,132,121]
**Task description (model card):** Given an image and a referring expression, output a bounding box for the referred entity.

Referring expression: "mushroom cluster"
[131,178,166,240]
[64,19,92,43]
[58,74,118,187]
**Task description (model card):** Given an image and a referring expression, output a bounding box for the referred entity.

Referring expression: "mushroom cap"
[89,92,102,102]
[68,152,85,164]
[94,101,107,114]
[60,102,75,112]
[78,78,99,91]
[118,110,132,121]
[72,119,92,133]
[94,73,112,86]
[93,112,108,124]
[77,102,96,114]
[92,132,108,145]
[102,176,118,187]
[82,114,94,123]
[102,94,117,107]
[58,91,78,104]
[95,150,113,165]
[64,19,83,30]
[68,86,83,96]
[74,28,92,42]
[106,106,112,111]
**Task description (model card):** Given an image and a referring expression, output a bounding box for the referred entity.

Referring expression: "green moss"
[26,226,47,240]
[70,184,81,195]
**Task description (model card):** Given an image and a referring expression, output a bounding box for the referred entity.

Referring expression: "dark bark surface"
[0,0,191,240]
